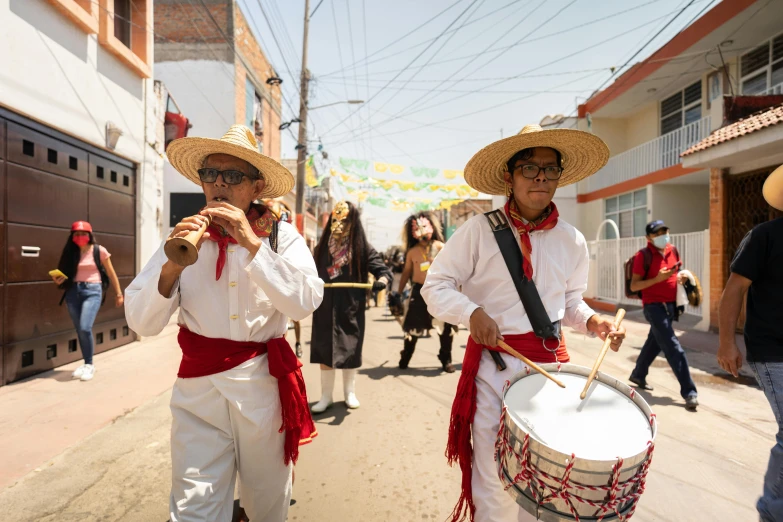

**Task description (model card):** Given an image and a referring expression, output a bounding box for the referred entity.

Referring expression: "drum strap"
[484,209,560,341]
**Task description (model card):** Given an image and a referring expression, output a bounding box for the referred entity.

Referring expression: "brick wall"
[154,0,232,44]
[449,199,492,229]
[708,167,727,330]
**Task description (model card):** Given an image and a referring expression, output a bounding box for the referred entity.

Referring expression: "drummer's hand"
[200,202,259,255]
[469,307,502,347]
[587,315,625,352]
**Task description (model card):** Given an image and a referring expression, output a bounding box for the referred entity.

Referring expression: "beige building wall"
[626,102,659,149]
[585,118,628,156]
[649,184,710,234]
[576,199,604,241]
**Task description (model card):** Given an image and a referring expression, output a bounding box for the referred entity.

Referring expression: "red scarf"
[204,206,277,280]
[446,334,568,522]
[177,327,317,465]
[504,200,559,280]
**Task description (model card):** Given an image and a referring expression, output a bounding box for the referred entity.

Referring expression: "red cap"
[71,221,93,232]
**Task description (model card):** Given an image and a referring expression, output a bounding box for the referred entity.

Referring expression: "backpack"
[624,245,680,299]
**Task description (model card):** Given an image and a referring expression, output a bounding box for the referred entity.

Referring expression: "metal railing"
[579,116,711,194]
[588,230,707,316]
[764,81,783,95]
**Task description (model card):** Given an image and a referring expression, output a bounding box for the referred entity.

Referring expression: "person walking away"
[51,221,124,381]
[718,164,783,522]
[628,219,699,411]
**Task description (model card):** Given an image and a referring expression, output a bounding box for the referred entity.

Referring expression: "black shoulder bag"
[484,209,562,371]
[94,244,110,304]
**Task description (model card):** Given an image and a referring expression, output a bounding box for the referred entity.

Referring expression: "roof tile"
[681,104,783,156]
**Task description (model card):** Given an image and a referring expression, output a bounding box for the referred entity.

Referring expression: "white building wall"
[649,184,710,234]
[155,60,237,230]
[0,0,165,269]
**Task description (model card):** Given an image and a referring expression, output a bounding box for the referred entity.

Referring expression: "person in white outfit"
[421,124,626,522]
[125,125,323,522]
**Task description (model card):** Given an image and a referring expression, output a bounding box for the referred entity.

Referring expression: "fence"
[588,230,707,316]
[579,116,711,194]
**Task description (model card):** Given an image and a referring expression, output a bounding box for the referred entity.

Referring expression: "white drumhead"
[505,372,652,461]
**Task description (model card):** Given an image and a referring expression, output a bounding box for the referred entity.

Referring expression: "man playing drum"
[422,124,627,522]
[125,125,323,522]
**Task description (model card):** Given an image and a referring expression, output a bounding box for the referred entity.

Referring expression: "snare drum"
[496,363,657,522]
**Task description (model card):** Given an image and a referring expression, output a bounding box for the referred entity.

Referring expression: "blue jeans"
[749,360,783,522]
[630,302,697,399]
[64,283,102,365]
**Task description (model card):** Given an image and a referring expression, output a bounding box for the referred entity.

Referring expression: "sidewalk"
[0,320,182,490]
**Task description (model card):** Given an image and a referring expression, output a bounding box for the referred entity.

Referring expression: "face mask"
[73,235,90,247]
[652,234,670,249]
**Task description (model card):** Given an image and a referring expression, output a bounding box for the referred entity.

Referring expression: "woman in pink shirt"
[50,221,123,381]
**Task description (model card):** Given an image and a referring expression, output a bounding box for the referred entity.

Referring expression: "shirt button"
[229,281,237,287]
[228,248,235,253]
[230,314,238,320]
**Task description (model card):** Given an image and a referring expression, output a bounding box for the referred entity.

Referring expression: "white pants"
[472,350,537,522]
[169,355,292,522]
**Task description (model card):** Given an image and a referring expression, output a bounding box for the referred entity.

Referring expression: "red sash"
[446,333,567,522]
[177,327,317,465]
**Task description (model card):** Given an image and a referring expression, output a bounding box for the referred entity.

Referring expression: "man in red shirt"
[628,219,698,411]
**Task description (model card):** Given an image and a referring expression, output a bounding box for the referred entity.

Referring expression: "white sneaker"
[72,364,87,379]
[80,364,95,381]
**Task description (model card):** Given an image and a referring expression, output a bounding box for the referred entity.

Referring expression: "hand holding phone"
[49,269,67,285]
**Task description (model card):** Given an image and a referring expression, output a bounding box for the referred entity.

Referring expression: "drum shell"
[498,363,657,522]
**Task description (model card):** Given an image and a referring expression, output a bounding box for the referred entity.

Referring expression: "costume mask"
[412,216,434,243]
[73,235,90,247]
[331,201,351,238]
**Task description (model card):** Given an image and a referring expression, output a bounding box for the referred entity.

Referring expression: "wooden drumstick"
[497,339,566,389]
[580,308,626,400]
[164,215,212,267]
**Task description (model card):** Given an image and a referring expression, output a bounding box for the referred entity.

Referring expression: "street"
[0,307,773,522]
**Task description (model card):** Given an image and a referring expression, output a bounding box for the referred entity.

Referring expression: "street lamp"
[308,100,364,111]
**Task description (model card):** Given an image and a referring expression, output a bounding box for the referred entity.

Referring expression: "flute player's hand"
[200,202,261,256]
[166,216,212,269]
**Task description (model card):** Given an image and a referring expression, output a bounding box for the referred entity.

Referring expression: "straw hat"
[166,124,294,199]
[464,124,610,195]
[763,164,783,211]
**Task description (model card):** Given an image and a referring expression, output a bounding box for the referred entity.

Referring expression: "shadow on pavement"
[359,361,463,380]
[310,402,351,426]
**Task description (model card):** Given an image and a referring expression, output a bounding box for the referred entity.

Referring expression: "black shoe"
[442,363,456,373]
[685,396,699,411]
[629,375,654,391]
[295,342,303,358]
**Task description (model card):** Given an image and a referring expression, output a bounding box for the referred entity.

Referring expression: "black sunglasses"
[514,164,563,180]
[197,168,259,185]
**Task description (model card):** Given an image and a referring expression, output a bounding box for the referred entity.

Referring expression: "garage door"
[0,112,137,385]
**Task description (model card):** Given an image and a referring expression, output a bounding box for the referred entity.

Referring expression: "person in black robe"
[310,201,391,412]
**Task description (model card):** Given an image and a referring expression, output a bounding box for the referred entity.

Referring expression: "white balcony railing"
[764,82,783,95]
[579,116,711,194]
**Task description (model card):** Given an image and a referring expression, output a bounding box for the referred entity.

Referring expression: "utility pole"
[295,0,311,235]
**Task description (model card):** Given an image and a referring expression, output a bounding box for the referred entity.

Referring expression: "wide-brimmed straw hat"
[763,164,783,211]
[464,124,610,195]
[166,124,294,199]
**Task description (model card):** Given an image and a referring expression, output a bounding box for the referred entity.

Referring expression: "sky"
[236,0,720,248]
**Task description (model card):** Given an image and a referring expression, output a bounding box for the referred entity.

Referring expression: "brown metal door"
[726,168,783,331]
[1,116,137,385]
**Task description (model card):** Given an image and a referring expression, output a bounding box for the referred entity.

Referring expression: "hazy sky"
[237,0,718,247]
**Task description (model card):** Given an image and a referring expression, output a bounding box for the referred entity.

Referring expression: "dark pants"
[400,324,455,369]
[64,282,102,365]
[631,301,697,399]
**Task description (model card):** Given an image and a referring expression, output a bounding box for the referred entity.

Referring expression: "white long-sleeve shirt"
[125,221,324,343]
[421,213,595,337]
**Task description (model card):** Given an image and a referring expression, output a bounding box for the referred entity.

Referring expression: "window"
[660,81,702,135]
[604,189,647,239]
[113,0,131,48]
[170,193,207,227]
[741,33,783,95]
[245,79,264,153]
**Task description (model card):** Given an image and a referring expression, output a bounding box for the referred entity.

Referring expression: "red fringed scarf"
[446,334,567,522]
[504,200,559,279]
[177,327,317,465]
[205,206,277,280]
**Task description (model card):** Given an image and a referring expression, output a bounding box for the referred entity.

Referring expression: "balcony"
[578,116,711,195]
[764,82,783,95]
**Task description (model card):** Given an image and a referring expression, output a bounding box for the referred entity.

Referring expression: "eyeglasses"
[197,168,259,185]
[514,164,563,180]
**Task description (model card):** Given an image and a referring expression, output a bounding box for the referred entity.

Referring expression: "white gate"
[588,230,707,316]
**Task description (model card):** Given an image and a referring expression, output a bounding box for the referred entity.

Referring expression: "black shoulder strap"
[642,247,653,279]
[484,210,559,340]
[270,220,279,253]
[93,243,101,267]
